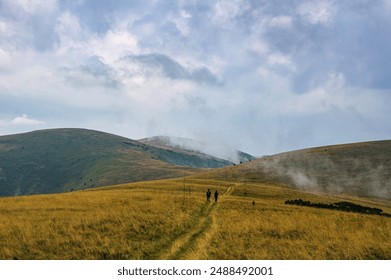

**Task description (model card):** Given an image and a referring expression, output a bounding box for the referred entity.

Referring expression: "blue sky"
[1,0,391,155]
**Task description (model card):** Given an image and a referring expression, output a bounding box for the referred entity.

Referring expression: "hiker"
[214,190,219,202]
[206,189,211,202]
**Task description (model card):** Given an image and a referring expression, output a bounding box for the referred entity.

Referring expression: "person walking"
[206,189,211,202]
[214,190,219,202]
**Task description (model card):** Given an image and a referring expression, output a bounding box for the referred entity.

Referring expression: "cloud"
[0,0,60,51]
[59,56,120,89]
[1,0,391,156]
[10,0,58,15]
[121,53,219,86]
[55,10,84,48]
[212,0,250,27]
[267,52,293,68]
[297,0,337,25]
[0,114,45,127]
[269,15,294,28]
[88,30,139,64]
[168,9,192,37]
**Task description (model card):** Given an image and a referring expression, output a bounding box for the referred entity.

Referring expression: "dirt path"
[224,185,235,196]
[160,185,235,260]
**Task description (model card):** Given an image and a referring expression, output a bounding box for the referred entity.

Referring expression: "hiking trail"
[160,184,236,260]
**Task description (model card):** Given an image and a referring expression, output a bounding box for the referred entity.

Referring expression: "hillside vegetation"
[0,129,233,196]
[205,140,391,200]
[0,177,390,260]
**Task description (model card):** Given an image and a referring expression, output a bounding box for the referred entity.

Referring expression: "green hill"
[0,128,233,196]
[205,140,391,200]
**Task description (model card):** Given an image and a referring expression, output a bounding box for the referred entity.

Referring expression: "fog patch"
[285,169,318,191]
[166,136,241,164]
[143,136,243,164]
[255,148,391,200]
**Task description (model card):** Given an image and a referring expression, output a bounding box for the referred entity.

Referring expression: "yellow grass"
[1,178,390,260]
[0,186,202,259]
[208,196,391,259]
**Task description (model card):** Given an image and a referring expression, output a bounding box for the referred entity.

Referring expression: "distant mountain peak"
[139,135,255,164]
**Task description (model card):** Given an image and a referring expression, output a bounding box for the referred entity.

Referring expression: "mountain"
[0,128,232,196]
[3,128,388,200]
[205,140,391,200]
[139,136,256,164]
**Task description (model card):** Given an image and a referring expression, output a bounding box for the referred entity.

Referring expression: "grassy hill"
[0,176,390,260]
[0,128,232,196]
[204,140,391,200]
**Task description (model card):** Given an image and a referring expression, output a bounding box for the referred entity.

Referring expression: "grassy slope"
[0,128,232,196]
[1,139,391,259]
[0,176,390,260]
[205,140,391,200]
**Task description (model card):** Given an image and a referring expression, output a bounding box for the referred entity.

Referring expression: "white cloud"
[248,39,269,55]
[0,0,58,18]
[212,0,250,26]
[0,15,23,52]
[0,48,11,67]
[269,15,294,28]
[267,53,293,68]
[274,72,378,116]
[9,114,45,126]
[169,10,192,37]
[0,20,10,35]
[88,30,139,64]
[297,0,337,25]
[54,10,139,64]
[55,11,84,50]
[15,0,58,15]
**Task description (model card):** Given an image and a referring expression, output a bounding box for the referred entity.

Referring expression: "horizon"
[1,1,391,156]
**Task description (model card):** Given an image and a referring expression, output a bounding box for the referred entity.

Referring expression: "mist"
[147,136,247,164]
[253,143,391,200]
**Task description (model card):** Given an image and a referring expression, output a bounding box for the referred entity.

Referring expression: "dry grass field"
[1,176,390,260]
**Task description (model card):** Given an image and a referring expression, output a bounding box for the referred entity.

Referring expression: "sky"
[1,0,391,156]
